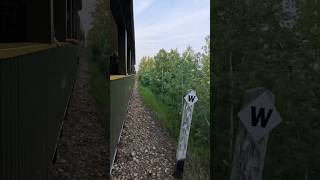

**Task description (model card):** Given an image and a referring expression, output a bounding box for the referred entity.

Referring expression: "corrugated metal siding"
[19,51,48,179]
[110,75,134,171]
[47,45,79,165]
[0,57,21,180]
[0,44,80,180]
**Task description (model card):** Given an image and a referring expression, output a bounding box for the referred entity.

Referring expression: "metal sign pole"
[174,90,198,179]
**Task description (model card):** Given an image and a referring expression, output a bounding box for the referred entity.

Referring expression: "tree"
[138,36,210,172]
[212,0,320,179]
[87,0,110,75]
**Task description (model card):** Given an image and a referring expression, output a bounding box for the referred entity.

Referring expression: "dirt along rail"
[48,54,108,180]
[111,80,177,180]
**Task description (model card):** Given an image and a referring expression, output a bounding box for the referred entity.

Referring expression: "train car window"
[110,13,119,74]
[53,0,67,42]
[110,0,135,76]
[0,0,27,42]
[67,0,72,39]
[110,53,119,74]
[26,0,53,43]
[1,0,53,43]
[65,0,81,41]
[127,45,131,74]
[0,0,83,54]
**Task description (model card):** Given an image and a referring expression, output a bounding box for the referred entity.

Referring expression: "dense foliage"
[87,0,110,75]
[138,36,210,168]
[212,0,320,179]
[86,0,110,132]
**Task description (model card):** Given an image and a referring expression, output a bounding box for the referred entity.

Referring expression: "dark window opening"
[66,0,81,40]
[0,0,26,42]
[67,0,72,39]
[1,0,52,43]
[53,0,67,42]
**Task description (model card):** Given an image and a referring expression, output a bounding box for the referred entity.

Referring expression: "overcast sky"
[79,0,96,35]
[133,0,210,69]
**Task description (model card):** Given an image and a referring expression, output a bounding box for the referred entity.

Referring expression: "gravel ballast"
[48,55,108,180]
[111,81,177,180]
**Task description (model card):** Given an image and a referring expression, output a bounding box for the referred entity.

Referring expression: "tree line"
[138,36,210,172]
[212,0,320,179]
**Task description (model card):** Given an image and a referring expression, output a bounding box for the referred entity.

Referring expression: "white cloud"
[79,0,96,35]
[136,9,208,40]
[134,0,210,69]
[133,0,156,15]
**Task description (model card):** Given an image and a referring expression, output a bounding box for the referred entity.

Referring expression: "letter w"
[251,106,273,128]
[188,95,195,102]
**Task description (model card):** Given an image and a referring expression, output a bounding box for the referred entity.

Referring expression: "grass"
[138,82,210,179]
[138,83,178,136]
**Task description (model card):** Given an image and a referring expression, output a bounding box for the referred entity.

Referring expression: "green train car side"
[0,0,85,179]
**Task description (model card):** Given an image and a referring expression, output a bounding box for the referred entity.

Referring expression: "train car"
[0,0,84,179]
[109,0,136,174]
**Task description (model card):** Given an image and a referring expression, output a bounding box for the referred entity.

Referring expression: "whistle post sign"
[184,90,198,106]
[231,88,282,180]
[177,90,198,160]
[174,90,198,179]
[237,91,282,142]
